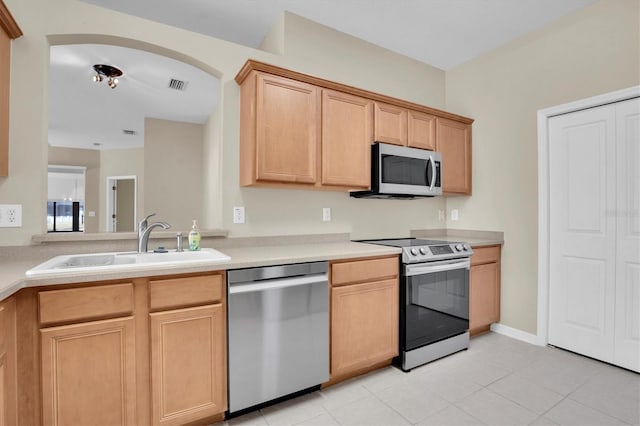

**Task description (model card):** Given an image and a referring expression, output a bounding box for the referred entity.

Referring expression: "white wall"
[1,0,447,245]
[98,148,144,232]
[219,12,447,239]
[445,0,640,334]
[144,118,203,232]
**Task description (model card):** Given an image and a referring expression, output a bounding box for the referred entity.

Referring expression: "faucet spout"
[137,217,171,253]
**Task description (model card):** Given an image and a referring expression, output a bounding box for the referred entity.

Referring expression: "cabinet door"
[374,102,407,146]
[469,262,500,331]
[436,117,472,194]
[0,26,9,176]
[331,279,398,378]
[322,90,373,188]
[255,73,320,184]
[41,317,137,426]
[150,304,226,426]
[0,297,16,426]
[408,110,436,150]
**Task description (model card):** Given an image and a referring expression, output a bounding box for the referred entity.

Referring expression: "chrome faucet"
[137,213,171,253]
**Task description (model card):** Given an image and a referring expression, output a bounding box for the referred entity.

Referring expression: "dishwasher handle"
[229,273,328,295]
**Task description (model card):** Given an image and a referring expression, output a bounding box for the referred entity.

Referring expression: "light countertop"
[0,241,401,301]
[1,229,503,302]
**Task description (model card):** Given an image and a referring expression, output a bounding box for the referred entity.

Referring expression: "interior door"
[614,98,640,372]
[115,179,135,232]
[548,104,617,362]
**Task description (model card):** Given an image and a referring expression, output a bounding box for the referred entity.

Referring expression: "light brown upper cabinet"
[374,102,436,151]
[0,1,23,176]
[322,90,372,188]
[249,73,320,185]
[236,60,473,193]
[408,110,436,150]
[374,102,407,146]
[436,117,472,195]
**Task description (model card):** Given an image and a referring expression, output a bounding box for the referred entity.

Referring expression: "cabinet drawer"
[331,256,398,286]
[471,245,501,266]
[150,274,223,311]
[39,283,134,326]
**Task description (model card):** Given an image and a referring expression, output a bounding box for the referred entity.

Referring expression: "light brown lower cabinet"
[31,272,227,426]
[150,304,226,426]
[40,317,137,426]
[0,296,17,426]
[469,245,502,335]
[330,256,399,381]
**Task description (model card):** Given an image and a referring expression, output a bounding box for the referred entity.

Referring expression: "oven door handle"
[405,259,470,276]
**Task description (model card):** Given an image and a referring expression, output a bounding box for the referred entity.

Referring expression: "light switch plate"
[0,204,22,227]
[233,206,245,224]
[451,209,459,221]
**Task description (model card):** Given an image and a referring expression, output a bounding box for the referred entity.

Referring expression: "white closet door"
[614,98,640,372]
[548,105,617,362]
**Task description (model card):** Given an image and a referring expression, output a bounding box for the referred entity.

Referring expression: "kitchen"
[1,0,639,425]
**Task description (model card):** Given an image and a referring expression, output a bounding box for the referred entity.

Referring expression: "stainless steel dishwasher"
[227,261,329,414]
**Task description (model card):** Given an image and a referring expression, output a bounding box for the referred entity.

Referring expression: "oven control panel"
[403,242,472,263]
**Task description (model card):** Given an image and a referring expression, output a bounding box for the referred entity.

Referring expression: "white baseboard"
[490,323,541,346]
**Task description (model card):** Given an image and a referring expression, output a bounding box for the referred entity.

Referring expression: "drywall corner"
[259,11,285,56]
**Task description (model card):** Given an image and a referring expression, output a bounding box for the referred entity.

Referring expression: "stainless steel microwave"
[350,142,442,199]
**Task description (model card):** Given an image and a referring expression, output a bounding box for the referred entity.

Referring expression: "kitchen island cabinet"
[0,296,17,426]
[329,256,399,383]
[469,245,501,335]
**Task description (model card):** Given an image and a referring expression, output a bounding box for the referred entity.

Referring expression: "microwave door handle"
[428,155,436,191]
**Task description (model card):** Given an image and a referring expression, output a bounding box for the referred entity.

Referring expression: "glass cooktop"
[360,238,452,248]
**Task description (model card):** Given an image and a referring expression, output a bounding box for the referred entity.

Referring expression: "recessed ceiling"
[48,44,219,150]
[80,0,597,70]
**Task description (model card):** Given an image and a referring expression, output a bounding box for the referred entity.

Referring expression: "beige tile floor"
[224,332,640,426]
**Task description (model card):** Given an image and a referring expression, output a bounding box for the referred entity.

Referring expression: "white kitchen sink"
[25,248,231,277]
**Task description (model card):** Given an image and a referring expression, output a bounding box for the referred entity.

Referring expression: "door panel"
[41,317,137,426]
[549,104,616,362]
[331,279,398,377]
[321,90,372,188]
[614,98,640,371]
[150,304,226,425]
[256,74,319,184]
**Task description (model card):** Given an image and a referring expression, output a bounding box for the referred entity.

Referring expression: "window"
[47,165,85,232]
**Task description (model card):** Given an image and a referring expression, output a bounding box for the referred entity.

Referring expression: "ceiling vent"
[168,78,188,91]
[122,129,137,136]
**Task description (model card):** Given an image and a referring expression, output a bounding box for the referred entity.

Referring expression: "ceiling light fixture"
[92,64,123,89]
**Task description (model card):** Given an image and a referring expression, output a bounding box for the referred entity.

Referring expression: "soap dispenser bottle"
[188,219,201,251]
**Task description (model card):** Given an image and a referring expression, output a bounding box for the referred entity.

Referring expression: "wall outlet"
[233,206,245,224]
[0,204,22,227]
[322,207,331,222]
[451,209,459,221]
[438,209,445,221]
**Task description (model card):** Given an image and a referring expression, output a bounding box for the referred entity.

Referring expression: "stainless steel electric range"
[361,238,473,371]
